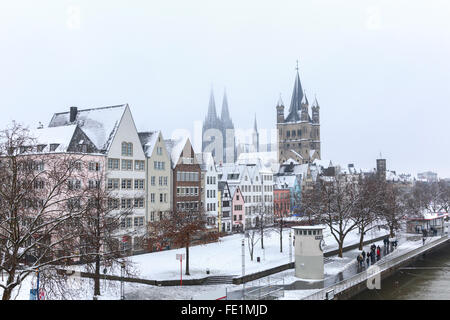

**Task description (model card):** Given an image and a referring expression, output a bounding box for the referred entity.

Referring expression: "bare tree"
[379,183,405,237]
[353,174,385,250]
[256,193,273,250]
[301,175,359,258]
[407,181,450,215]
[0,122,88,300]
[245,229,260,261]
[147,206,218,275]
[77,167,135,298]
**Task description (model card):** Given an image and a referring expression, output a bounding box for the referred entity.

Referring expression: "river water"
[352,242,450,300]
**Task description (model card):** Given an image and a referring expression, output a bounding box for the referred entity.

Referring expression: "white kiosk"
[292,226,325,280]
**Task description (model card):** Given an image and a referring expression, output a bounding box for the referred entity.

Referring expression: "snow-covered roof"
[217,163,246,183]
[31,125,78,153]
[138,131,159,158]
[48,105,127,151]
[196,152,216,171]
[274,175,297,189]
[312,159,333,169]
[282,158,299,165]
[408,211,448,221]
[292,225,326,230]
[164,136,189,168]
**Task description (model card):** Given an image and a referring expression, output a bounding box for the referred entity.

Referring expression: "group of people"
[356,244,382,268]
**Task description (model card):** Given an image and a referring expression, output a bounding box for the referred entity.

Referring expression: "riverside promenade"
[302,234,449,300]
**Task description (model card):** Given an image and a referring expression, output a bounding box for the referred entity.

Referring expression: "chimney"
[70,107,78,123]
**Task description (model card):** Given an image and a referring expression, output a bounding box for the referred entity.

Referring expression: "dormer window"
[50,144,59,152]
[121,142,133,156]
[37,145,46,152]
[78,144,87,153]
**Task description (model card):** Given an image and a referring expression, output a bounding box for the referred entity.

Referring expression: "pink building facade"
[231,186,245,232]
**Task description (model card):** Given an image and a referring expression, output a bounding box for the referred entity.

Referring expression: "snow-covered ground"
[1,225,389,300]
[119,226,388,280]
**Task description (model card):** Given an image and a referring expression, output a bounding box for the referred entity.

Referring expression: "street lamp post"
[120,261,125,300]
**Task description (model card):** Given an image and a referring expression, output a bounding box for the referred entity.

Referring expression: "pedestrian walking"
[376,246,381,261]
[357,254,363,268]
[366,255,370,266]
[423,237,426,245]
[362,250,366,260]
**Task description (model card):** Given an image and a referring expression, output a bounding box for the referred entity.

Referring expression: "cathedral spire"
[277,93,284,107]
[312,94,320,107]
[286,62,304,122]
[205,89,218,124]
[303,90,309,105]
[253,114,258,133]
[221,89,231,122]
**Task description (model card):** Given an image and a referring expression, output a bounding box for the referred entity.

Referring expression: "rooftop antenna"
[296,60,299,72]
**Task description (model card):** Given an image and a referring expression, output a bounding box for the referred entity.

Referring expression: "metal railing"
[242,275,285,300]
[302,235,449,300]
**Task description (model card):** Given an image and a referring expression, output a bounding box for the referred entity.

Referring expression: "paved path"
[227,233,423,300]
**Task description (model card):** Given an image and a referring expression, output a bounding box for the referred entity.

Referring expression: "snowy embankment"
[120,225,388,281]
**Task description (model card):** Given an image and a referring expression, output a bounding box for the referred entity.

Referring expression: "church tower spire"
[206,89,218,124]
[285,61,304,122]
[253,114,259,152]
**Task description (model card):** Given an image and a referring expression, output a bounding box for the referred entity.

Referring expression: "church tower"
[202,88,236,164]
[252,114,259,152]
[220,90,236,163]
[276,62,321,164]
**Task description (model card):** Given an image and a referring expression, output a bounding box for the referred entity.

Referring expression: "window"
[134,198,144,208]
[34,180,44,190]
[88,162,100,171]
[122,159,133,171]
[88,180,100,189]
[134,217,144,227]
[151,176,155,186]
[50,144,59,151]
[164,177,168,185]
[150,193,155,203]
[121,198,133,209]
[121,179,132,189]
[134,160,145,171]
[121,142,133,156]
[108,198,119,210]
[107,179,119,190]
[160,193,163,202]
[108,158,120,170]
[68,179,81,190]
[134,179,145,190]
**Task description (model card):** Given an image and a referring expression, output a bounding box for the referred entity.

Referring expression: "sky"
[0,0,449,177]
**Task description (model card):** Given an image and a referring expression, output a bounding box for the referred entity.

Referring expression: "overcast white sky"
[1,0,449,177]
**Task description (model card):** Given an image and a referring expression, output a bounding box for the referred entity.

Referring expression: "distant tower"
[202,89,220,160]
[202,88,236,164]
[252,114,259,152]
[276,62,321,164]
[376,156,386,180]
[276,94,285,124]
[311,95,321,152]
[220,90,236,163]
